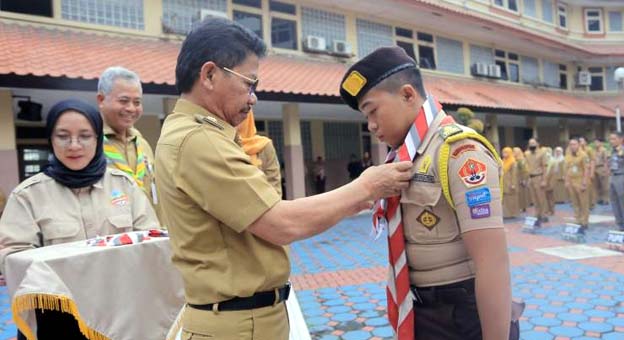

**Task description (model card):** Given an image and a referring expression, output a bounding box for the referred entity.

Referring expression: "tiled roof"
[0,21,615,117]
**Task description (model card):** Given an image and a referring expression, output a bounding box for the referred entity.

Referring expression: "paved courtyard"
[0,204,623,339]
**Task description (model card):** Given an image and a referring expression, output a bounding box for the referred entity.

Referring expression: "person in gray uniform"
[609,132,624,231]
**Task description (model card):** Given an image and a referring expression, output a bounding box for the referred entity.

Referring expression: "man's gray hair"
[97,66,142,95]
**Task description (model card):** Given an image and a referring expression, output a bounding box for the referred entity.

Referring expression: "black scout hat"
[339,46,417,111]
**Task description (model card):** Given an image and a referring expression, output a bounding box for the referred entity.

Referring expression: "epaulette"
[12,174,44,194]
[194,114,224,130]
[109,168,136,184]
[438,124,463,140]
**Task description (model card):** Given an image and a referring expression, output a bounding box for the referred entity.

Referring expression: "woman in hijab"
[513,147,530,212]
[237,109,282,196]
[502,147,520,218]
[0,99,158,340]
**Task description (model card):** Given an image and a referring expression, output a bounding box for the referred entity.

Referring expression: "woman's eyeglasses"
[52,134,96,148]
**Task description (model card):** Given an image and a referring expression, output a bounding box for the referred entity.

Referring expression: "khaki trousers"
[568,183,590,226]
[181,303,289,340]
[528,175,547,218]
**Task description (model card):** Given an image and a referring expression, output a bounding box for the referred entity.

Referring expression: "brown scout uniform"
[594,147,610,204]
[401,112,503,287]
[258,141,282,197]
[103,124,161,220]
[0,168,158,273]
[525,149,548,219]
[565,151,590,226]
[155,99,289,340]
[503,162,520,218]
[583,146,597,207]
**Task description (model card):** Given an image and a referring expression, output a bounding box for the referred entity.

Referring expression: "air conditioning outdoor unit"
[303,35,327,53]
[576,71,591,86]
[471,63,489,77]
[488,64,502,79]
[331,40,352,57]
[200,8,228,21]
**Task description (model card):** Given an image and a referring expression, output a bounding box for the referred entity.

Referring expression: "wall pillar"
[370,135,388,166]
[282,103,305,199]
[0,90,19,195]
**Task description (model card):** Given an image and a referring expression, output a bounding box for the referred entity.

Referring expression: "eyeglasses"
[52,134,97,148]
[221,67,259,96]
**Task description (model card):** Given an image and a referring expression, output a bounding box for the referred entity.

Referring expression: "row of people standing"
[501,135,620,232]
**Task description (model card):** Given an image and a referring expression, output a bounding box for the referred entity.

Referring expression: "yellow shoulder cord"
[438,132,503,210]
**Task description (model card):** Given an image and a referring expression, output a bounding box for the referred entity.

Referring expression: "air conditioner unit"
[200,8,228,21]
[487,64,502,79]
[331,40,352,57]
[471,63,489,77]
[576,71,591,86]
[303,35,327,53]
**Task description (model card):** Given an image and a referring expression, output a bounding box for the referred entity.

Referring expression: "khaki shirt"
[565,151,590,185]
[103,124,160,218]
[401,112,503,287]
[0,169,159,273]
[258,141,282,197]
[155,99,287,304]
[525,149,548,176]
[595,148,609,176]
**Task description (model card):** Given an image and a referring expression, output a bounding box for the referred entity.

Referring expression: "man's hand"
[356,161,412,200]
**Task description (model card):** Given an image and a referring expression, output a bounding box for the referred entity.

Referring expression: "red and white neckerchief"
[372,95,442,340]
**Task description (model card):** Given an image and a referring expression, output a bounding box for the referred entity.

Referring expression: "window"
[163,0,226,35]
[62,0,144,30]
[609,11,623,31]
[301,7,346,47]
[395,27,413,39]
[558,4,567,28]
[543,60,559,88]
[589,67,604,91]
[523,0,536,17]
[494,50,519,82]
[493,0,517,12]
[324,122,360,161]
[417,32,436,69]
[559,64,567,89]
[1,0,52,17]
[234,11,263,39]
[521,56,539,84]
[436,37,464,74]
[271,17,297,49]
[585,9,603,33]
[357,19,393,57]
[233,0,261,8]
[397,41,416,60]
[270,1,296,15]
[542,0,553,23]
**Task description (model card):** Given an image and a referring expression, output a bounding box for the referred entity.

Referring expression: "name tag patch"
[111,190,129,207]
[465,187,491,207]
[470,204,491,219]
[412,173,435,183]
[451,144,477,159]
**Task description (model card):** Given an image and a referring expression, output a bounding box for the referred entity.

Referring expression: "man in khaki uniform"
[97,66,160,219]
[339,47,513,340]
[154,18,411,340]
[579,137,596,208]
[564,137,591,231]
[525,138,549,225]
[593,139,610,205]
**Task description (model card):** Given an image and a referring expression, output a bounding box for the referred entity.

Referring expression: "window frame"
[557,3,568,29]
[584,8,604,34]
[494,49,520,83]
[608,10,623,32]
[492,0,519,13]
[559,64,568,90]
[589,66,605,92]
[394,28,437,70]
[233,9,264,40]
[268,0,300,52]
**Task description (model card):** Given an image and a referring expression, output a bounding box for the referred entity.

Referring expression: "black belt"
[596,164,604,168]
[412,279,475,306]
[529,173,542,178]
[614,173,624,176]
[189,283,291,312]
